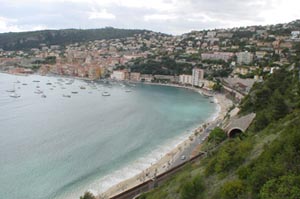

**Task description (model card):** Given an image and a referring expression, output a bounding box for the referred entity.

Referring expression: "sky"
[0,0,300,35]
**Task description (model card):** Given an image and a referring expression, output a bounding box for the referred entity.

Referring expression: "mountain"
[0,27,150,51]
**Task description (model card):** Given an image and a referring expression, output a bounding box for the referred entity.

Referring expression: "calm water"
[0,73,216,199]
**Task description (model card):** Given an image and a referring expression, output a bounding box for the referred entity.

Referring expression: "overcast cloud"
[0,0,299,35]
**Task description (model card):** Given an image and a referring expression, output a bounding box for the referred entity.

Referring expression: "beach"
[98,86,233,199]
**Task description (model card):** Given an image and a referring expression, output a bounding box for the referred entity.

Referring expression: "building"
[88,66,101,80]
[234,66,249,75]
[111,70,129,81]
[140,74,154,82]
[129,72,141,81]
[236,52,254,65]
[179,74,193,85]
[201,52,234,62]
[154,75,177,83]
[291,31,300,39]
[192,68,204,87]
[207,31,217,38]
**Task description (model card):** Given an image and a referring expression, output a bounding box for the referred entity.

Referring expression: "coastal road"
[171,121,221,168]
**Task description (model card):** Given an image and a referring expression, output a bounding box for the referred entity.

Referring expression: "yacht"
[10,93,20,98]
[6,89,15,93]
[34,90,43,94]
[102,91,110,96]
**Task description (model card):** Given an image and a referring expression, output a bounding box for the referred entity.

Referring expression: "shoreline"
[98,83,233,199]
[1,72,232,199]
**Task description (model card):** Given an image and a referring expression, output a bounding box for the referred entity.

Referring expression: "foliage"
[207,127,227,145]
[180,175,204,199]
[205,139,253,176]
[128,57,193,75]
[135,64,300,199]
[0,28,150,50]
[79,192,96,199]
[212,80,222,91]
[259,175,300,199]
[240,68,298,130]
[220,179,246,199]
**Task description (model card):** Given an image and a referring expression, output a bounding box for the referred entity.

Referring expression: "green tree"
[181,175,204,199]
[260,175,300,199]
[220,179,246,199]
[208,127,227,145]
[80,192,96,199]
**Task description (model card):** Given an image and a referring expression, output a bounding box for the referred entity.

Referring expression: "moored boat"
[102,91,110,96]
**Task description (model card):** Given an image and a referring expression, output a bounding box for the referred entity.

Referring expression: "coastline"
[1,71,232,199]
[98,83,233,199]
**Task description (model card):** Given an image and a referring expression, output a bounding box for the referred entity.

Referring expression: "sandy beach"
[97,85,233,199]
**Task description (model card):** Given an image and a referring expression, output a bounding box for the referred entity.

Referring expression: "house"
[140,74,154,82]
[179,74,193,85]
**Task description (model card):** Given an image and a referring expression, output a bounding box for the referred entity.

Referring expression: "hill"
[137,67,300,199]
[0,27,150,51]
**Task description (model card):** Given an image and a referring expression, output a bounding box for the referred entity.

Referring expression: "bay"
[0,73,216,199]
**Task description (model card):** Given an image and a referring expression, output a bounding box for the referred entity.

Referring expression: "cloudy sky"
[0,0,300,35]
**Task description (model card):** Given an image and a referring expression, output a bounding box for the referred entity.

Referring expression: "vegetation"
[127,57,194,75]
[137,67,300,199]
[80,192,96,199]
[0,28,150,50]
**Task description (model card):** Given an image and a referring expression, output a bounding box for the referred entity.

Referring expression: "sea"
[0,73,216,199]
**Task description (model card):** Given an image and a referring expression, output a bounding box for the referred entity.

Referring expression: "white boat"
[102,91,110,96]
[62,94,71,98]
[125,89,132,93]
[6,89,15,92]
[6,83,16,92]
[34,90,43,94]
[41,94,47,98]
[10,93,20,98]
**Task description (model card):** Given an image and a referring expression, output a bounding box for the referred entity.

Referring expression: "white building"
[236,52,254,65]
[291,31,300,39]
[192,68,204,87]
[110,70,128,80]
[201,52,234,62]
[179,74,193,85]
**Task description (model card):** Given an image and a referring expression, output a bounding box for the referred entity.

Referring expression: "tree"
[208,127,227,144]
[260,175,300,199]
[80,192,96,199]
[220,179,246,199]
[181,175,204,199]
[270,90,288,121]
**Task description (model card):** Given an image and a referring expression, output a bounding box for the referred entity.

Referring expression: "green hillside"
[138,67,300,199]
[0,27,149,51]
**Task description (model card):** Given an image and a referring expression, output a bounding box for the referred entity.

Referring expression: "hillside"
[0,28,150,51]
[137,67,300,199]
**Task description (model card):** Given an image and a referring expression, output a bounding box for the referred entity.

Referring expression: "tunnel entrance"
[228,128,243,138]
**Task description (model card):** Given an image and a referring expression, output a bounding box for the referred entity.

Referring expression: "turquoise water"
[0,73,216,199]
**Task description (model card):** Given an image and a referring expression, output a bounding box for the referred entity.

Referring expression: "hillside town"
[1,20,300,94]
